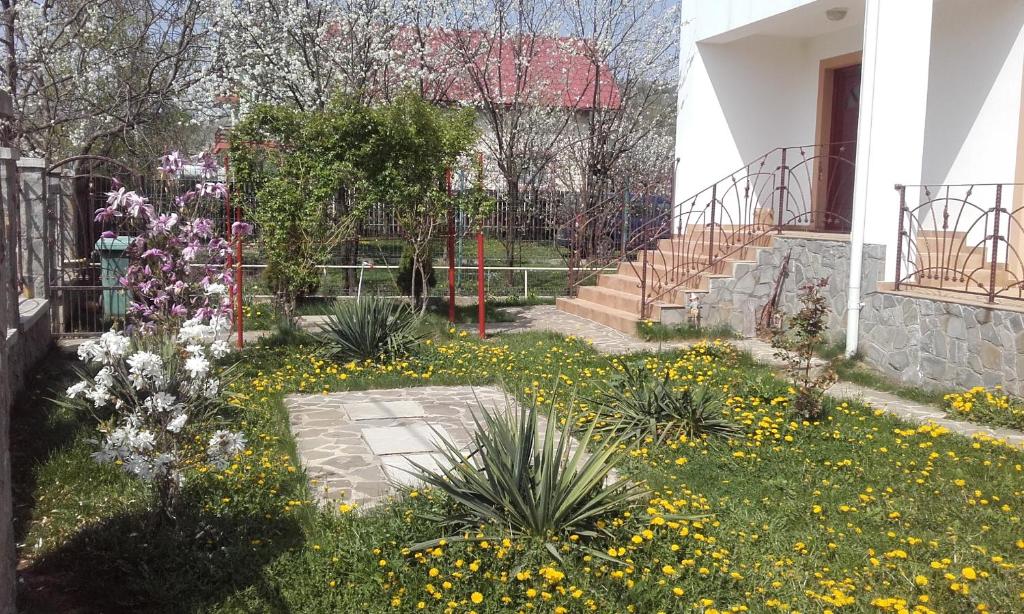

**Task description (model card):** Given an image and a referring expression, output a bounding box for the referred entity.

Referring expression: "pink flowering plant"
[94,150,252,332]
[64,152,252,517]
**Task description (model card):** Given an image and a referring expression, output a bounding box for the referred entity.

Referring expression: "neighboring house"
[559,0,1024,395]
[405,28,621,193]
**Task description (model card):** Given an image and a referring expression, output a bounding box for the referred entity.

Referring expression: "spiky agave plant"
[589,361,740,444]
[408,390,650,562]
[318,297,422,361]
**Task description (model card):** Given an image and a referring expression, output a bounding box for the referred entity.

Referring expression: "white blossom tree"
[553,0,679,289]
[0,0,211,168]
[209,0,408,111]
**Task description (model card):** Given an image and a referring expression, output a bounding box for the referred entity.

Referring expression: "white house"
[673,0,1024,353]
[559,0,1024,393]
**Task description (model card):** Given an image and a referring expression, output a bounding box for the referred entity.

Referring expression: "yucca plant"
[590,361,740,443]
[408,391,649,562]
[318,297,422,361]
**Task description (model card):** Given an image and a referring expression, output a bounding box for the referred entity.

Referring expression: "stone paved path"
[286,386,546,506]
[829,381,1024,447]
[473,304,692,354]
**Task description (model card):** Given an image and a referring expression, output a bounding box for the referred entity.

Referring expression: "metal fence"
[238,264,609,300]
[894,183,1024,302]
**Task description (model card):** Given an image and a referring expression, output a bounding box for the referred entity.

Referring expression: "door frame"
[813,51,862,231]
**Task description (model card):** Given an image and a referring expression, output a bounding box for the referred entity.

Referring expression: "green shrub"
[771,278,837,421]
[589,361,739,443]
[318,297,421,361]
[409,391,647,560]
[395,244,436,302]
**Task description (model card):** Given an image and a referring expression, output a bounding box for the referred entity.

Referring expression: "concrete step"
[655,240,761,261]
[555,297,639,334]
[598,272,712,304]
[577,285,642,315]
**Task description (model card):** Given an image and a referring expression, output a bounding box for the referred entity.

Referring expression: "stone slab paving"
[286,386,543,506]
[473,304,692,354]
[829,381,1024,448]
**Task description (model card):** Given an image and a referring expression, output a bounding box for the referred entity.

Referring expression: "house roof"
[395,28,622,111]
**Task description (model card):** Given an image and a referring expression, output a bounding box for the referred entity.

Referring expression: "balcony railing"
[893,183,1024,303]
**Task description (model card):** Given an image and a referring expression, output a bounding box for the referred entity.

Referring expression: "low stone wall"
[860,290,1024,396]
[5,299,52,396]
[700,234,887,342]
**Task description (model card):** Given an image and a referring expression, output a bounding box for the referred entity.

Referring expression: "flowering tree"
[427,0,574,270]
[209,0,407,111]
[96,150,251,331]
[553,0,679,289]
[1,0,210,165]
[65,151,250,517]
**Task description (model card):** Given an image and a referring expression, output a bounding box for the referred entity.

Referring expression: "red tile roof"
[395,28,621,110]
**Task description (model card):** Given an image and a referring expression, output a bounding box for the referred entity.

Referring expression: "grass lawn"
[13,333,1024,613]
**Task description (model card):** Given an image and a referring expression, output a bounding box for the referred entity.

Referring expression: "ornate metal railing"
[619,143,855,318]
[893,183,1024,303]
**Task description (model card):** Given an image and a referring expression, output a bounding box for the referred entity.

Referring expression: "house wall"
[921,0,1024,186]
[675,1,863,218]
[860,291,1024,396]
[700,235,886,342]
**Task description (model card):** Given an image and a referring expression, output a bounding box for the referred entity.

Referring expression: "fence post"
[523,268,529,298]
[17,158,47,299]
[776,148,787,233]
[708,184,717,266]
[477,230,485,339]
[894,185,906,291]
[989,184,1003,303]
[0,146,20,329]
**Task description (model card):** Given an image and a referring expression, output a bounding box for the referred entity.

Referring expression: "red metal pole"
[446,168,456,323]
[223,151,244,349]
[477,230,485,339]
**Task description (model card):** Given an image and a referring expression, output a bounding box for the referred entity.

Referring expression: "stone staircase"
[556,224,777,334]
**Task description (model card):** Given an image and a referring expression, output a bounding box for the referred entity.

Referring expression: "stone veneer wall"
[700,235,887,342]
[860,292,1024,396]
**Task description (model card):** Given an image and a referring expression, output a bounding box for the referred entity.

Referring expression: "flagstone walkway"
[286,386,533,506]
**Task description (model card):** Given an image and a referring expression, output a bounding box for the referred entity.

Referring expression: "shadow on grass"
[11,349,87,548]
[18,502,303,613]
[12,348,304,613]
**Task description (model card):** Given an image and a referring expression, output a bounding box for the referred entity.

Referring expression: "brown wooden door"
[825,63,860,232]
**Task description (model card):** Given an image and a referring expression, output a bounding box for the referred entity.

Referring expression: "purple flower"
[125,192,154,219]
[94,206,122,223]
[197,182,229,200]
[176,191,197,208]
[195,152,220,178]
[231,221,254,237]
[158,151,185,177]
[149,213,179,235]
[191,218,215,239]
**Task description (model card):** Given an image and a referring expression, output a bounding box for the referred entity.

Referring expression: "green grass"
[830,355,950,407]
[13,336,1024,613]
[636,320,740,342]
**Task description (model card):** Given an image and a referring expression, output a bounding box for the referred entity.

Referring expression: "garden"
[15,316,1024,613]
[10,150,1024,610]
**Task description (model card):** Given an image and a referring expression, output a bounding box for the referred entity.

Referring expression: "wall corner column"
[845,0,933,356]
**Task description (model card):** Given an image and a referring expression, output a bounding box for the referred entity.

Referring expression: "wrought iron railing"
[893,183,1024,303]
[584,143,855,318]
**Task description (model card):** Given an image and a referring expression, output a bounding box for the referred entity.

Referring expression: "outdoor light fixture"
[826,7,848,21]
